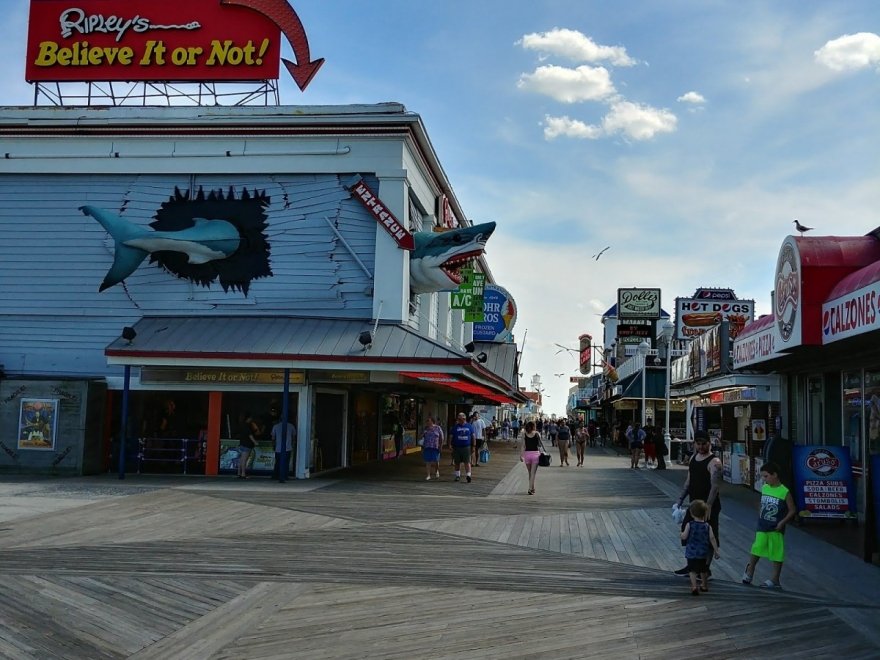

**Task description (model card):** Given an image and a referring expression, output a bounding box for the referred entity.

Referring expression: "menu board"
[792,445,857,519]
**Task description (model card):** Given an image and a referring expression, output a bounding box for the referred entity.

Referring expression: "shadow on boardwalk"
[0,444,877,659]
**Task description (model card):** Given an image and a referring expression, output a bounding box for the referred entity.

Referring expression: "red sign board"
[346,176,415,251]
[26,0,283,82]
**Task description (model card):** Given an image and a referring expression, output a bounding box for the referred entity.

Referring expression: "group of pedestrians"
[420,410,491,483]
[673,430,796,594]
[236,403,296,480]
[624,421,667,470]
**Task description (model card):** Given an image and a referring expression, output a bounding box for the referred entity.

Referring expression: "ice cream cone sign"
[603,360,619,383]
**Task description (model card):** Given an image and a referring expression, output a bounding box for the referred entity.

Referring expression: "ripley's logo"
[775,241,798,342]
[805,448,840,477]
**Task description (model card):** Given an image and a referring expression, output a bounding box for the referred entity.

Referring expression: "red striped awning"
[399,372,516,403]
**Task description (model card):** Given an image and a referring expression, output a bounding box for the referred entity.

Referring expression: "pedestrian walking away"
[420,416,444,481]
[470,411,486,468]
[450,412,474,483]
[270,414,296,480]
[519,420,543,495]
[626,422,645,469]
[681,499,720,595]
[673,430,722,578]
[236,411,258,479]
[742,462,797,589]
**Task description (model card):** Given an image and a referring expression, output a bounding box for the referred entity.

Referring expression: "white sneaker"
[435,470,440,478]
[425,476,431,481]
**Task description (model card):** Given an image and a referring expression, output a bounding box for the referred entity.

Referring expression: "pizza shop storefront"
[733,233,880,560]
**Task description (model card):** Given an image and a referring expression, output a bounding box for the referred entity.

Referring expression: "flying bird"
[592,246,610,260]
[554,343,578,356]
[793,219,813,235]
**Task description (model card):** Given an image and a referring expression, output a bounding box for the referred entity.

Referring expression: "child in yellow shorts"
[742,462,796,589]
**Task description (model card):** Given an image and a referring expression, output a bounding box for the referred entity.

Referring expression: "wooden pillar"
[205,391,223,476]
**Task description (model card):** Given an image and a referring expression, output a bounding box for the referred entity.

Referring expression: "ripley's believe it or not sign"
[26,0,324,90]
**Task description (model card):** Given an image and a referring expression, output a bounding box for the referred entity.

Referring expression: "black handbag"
[538,439,552,466]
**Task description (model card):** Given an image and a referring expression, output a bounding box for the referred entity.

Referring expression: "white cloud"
[602,101,677,140]
[815,32,880,72]
[677,91,706,104]
[517,64,616,103]
[543,115,602,140]
[518,28,637,67]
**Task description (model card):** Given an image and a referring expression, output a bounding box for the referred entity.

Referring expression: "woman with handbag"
[519,420,545,495]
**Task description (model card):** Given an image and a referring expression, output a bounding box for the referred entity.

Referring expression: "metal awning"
[105,316,470,371]
[399,372,518,404]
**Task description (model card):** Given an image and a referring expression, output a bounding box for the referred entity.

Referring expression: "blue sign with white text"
[792,445,857,519]
[473,285,517,342]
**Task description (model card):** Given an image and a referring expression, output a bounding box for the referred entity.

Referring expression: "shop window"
[865,369,880,457]
[842,370,863,464]
[807,376,823,443]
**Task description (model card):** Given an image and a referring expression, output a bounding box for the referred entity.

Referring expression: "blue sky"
[3,1,880,414]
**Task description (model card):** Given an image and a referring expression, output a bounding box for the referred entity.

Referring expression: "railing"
[138,437,205,474]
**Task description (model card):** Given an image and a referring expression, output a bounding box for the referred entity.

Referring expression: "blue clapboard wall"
[0,173,378,377]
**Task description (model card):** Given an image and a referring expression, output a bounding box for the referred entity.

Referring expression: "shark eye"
[452,234,463,243]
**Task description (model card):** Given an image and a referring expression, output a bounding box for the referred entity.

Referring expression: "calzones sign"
[26,0,324,89]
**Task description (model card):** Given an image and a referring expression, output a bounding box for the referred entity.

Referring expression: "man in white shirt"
[470,411,486,466]
[271,417,296,480]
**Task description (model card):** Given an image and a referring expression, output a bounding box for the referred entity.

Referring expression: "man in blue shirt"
[450,412,475,483]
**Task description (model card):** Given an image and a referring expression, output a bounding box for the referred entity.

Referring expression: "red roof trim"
[736,313,774,340]
[825,260,880,302]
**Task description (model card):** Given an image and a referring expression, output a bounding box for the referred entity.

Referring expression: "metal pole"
[641,357,647,427]
[280,368,290,483]
[664,341,672,445]
[118,364,131,480]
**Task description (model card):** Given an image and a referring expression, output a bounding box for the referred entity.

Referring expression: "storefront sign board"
[473,285,516,342]
[675,297,754,340]
[792,445,857,519]
[345,176,415,250]
[822,280,880,344]
[141,367,305,385]
[617,288,661,319]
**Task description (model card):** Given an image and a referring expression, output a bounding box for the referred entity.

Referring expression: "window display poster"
[792,445,857,519]
[751,419,766,442]
[18,398,59,450]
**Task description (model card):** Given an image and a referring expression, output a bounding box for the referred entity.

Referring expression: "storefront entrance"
[314,390,347,473]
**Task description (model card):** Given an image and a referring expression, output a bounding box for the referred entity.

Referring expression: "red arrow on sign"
[220,0,325,91]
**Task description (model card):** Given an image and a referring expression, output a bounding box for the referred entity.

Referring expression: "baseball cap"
[694,430,710,442]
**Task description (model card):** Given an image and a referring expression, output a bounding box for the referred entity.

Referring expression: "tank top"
[523,432,541,452]
[757,483,790,532]
[685,520,711,559]
[688,453,721,509]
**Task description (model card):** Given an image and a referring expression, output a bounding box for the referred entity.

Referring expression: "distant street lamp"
[637,340,650,426]
[660,320,675,445]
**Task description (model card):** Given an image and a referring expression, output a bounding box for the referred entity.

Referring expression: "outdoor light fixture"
[121,326,137,344]
[464,341,475,353]
[476,351,488,363]
[358,330,373,348]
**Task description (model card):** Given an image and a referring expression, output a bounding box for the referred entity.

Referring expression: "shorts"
[686,557,708,573]
[238,445,252,456]
[629,441,643,450]
[681,501,721,546]
[522,450,541,465]
[452,445,472,464]
[750,530,785,563]
[422,447,440,463]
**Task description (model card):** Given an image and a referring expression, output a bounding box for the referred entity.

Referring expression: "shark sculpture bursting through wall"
[409,221,496,294]
[82,187,272,295]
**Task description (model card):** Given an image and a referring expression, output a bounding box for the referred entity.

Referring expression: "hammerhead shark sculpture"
[410,221,496,294]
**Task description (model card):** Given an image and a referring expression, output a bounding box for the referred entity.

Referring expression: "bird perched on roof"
[793,219,813,235]
[592,246,610,260]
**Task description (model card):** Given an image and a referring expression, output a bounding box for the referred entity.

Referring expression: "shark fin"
[99,243,149,291]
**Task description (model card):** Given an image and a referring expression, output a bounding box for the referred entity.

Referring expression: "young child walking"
[742,462,796,589]
[680,499,720,595]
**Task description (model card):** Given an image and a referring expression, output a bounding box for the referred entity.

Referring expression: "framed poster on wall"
[18,398,59,450]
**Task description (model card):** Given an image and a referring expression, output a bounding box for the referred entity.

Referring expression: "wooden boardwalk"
[0,445,877,659]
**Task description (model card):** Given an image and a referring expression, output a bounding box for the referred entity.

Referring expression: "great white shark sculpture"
[81,205,242,292]
[410,221,496,294]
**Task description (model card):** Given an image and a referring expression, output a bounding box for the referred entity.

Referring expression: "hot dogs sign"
[675,294,755,340]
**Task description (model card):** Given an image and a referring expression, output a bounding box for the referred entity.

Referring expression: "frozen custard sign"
[26,0,324,89]
[617,288,661,319]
